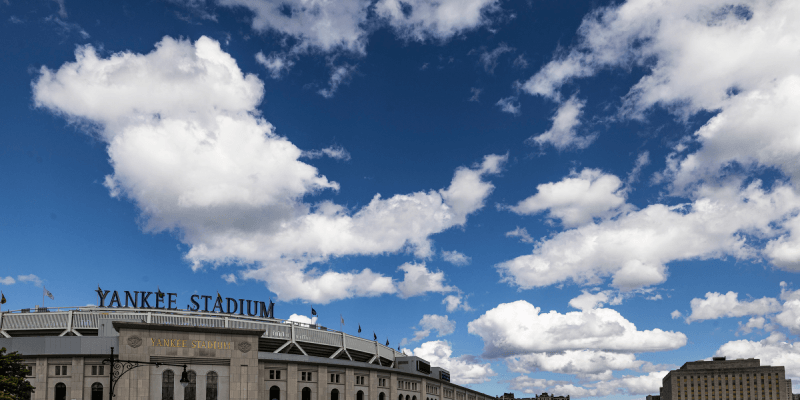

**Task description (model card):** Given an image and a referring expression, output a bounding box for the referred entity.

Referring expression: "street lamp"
[104,347,189,398]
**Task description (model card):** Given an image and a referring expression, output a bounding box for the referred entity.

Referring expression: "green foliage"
[0,347,34,400]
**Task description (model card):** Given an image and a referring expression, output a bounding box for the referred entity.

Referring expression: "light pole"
[103,347,189,398]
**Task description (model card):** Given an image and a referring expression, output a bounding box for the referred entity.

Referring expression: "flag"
[44,288,54,300]
[373,332,377,341]
[157,286,165,299]
[268,299,275,318]
[1,292,6,304]
[397,345,401,351]
[216,291,223,303]
[340,315,345,325]
[386,339,389,346]
[358,324,361,333]
[311,307,317,316]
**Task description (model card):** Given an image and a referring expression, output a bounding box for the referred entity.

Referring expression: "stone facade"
[657,357,794,400]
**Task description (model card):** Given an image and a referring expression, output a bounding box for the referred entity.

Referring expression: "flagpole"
[42,286,45,308]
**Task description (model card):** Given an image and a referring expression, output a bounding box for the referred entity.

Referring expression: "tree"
[0,347,34,400]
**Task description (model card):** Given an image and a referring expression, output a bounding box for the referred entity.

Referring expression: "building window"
[162,370,175,400]
[184,371,196,400]
[331,389,339,400]
[270,370,283,380]
[380,393,386,400]
[330,374,340,383]
[91,383,103,400]
[303,388,312,400]
[357,390,364,400]
[270,386,281,400]
[55,383,66,400]
[206,372,218,400]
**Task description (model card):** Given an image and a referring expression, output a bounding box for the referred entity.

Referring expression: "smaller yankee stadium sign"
[95,288,274,318]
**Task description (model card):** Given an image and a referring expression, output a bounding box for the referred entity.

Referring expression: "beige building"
[0,306,493,400]
[657,357,793,400]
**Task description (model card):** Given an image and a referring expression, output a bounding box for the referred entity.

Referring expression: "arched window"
[206,371,218,400]
[303,388,312,400]
[406,395,410,400]
[357,390,364,400]
[399,395,404,400]
[270,385,281,400]
[331,388,340,400]
[162,370,175,400]
[412,396,417,400]
[380,393,385,400]
[55,383,66,400]
[91,383,103,400]
[185,370,197,400]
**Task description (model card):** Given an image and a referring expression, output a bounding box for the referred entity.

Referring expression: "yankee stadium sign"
[95,288,275,318]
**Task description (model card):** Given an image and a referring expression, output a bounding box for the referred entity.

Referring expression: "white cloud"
[469,87,482,102]
[686,291,782,323]
[506,350,645,377]
[45,15,89,39]
[411,340,495,384]
[33,36,506,303]
[218,0,370,54]
[16,274,42,287]
[496,96,520,115]
[221,273,237,284]
[443,294,472,312]
[318,62,357,98]
[716,335,800,380]
[468,300,686,358]
[507,168,629,228]
[442,250,471,266]
[509,371,669,398]
[420,314,456,336]
[671,310,683,319]
[505,226,534,243]
[375,0,499,43]
[288,313,314,324]
[513,54,528,69]
[497,180,800,291]
[739,317,766,335]
[478,43,513,74]
[302,145,352,161]
[255,51,295,79]
[396,262,456,298]
[568,289,617,311]
[0,276,15,285]
[626,151,650,186]
[528,95,594,150]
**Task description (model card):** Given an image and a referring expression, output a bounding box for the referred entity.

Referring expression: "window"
[302,372,306,381]
[330,374,340,383]
[270,370,283,380]
[331,389,339,400]
[55,383,66,400]
[303,388,312,400]
[380,393,386,400]
[55,366,60,375]
[206,372,218,400]
[91,383,103,400]
[357,390,364,400]
[270,386,281,400]
[162,370,175,400]
[185,370,197,400]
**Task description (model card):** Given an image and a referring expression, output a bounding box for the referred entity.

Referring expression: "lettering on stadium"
[150,338,232,350]
[95,289,275,318]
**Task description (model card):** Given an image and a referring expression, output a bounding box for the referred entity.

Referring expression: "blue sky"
[3,0,800,398]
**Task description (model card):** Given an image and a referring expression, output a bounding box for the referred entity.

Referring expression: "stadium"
[0,289,493,400]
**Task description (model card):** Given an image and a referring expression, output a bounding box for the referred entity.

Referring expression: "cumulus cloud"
[288,313,314,324]
[716,335,800,380]
[686,291,782,323]
[16,274,42,287]
[528,96,594,151]
[442,250,471,266]
[411,340,495,384]
[477,43,514,74]
[507,168,629,228]
[221,273,237,284]
[302,145,352,161]
[218,0,370,54]
[411,314,457,341]
[375,0,499,43]
[0,276,15,285]
[468,300,686,358]
[255,51,295,79]
[497,180,800,291]
[506,350,646,378]
[671,310,683,319]
[443,294,472,312]
[33,36,506,303]
[568,289,621,311]
[396,262,457,298]
[509,371,668,398]
[318,62,357,98]
[505,226,534,243]
[496,96,520,115]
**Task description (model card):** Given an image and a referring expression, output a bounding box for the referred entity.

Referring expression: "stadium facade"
[0,289,493,400]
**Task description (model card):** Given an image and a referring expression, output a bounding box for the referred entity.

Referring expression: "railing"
[0,307,398,361]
